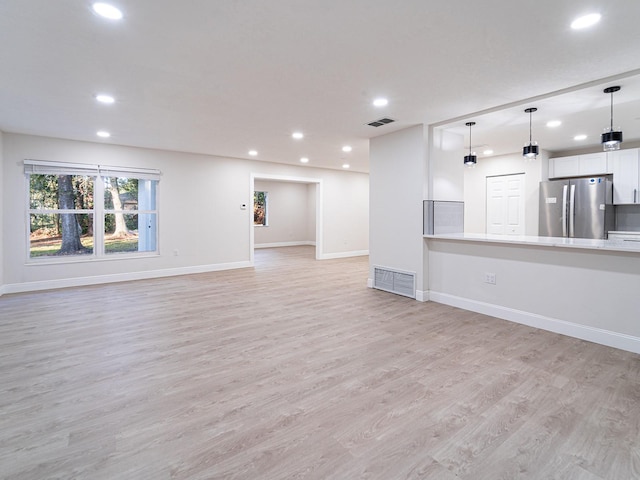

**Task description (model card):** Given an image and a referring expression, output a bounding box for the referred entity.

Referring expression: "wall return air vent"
[367,118,395,127]
[373,266,415,298]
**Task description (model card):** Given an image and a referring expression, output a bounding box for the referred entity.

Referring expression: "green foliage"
[30,234,139,257]
[30,235,94,257]
[103,177,138,209]
[28,173,154,257]
[254,191,267,225]
[29,175,94,235]
[29,174,58,209]
[104,238,139,253]
[104,214,139,234]
[104,177,140,233]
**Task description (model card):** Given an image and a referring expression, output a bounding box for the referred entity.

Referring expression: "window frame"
[24,160,161,263]
[102,175,158,256]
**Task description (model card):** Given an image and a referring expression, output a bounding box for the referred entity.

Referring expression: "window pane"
[30,174,94,210]
[254,191,267,226]
[104,213,157,254]
[138,179,157,211]
[104,177,139,210]
[30,213,94,257]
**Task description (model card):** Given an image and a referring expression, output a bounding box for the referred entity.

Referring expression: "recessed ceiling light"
[574,134,588,141]
[248,150,258,156]
[96,130,111,138]
[342,164,350,169]
[546,120,562,128]
[300,157,309,163]
[95,94,115,104]
[483,149,494,155]
[342,145,352,153]
[92,2,123,20]
[571,13,601,30]
[292,132,304,140]
[373,98,388,107]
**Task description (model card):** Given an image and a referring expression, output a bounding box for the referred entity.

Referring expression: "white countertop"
[424,232,640,253]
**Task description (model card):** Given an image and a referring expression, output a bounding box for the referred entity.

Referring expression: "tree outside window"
[29,174,95,257]
[254,191,267,226]
[103,176,157,254]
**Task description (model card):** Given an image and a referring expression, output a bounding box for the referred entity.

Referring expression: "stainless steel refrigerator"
[539,176,614,239]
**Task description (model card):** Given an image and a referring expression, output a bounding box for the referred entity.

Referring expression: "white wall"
[323,170,369,255]
[2,133,369,292]
[464,150,549,235]
[0,131,4,294]
[369,125,427,296]
[306,184,316,241]
[430,128,464,201]
[427,238,640,353]
[254,180,314,246]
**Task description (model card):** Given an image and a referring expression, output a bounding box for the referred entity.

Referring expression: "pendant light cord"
[529,110,533,144]
[610,91,614,131]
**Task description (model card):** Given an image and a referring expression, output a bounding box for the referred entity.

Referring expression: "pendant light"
[601,86,622,151]
[464,122,477,167]
[522,107,539,160]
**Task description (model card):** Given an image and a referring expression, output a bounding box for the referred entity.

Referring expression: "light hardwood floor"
[1,246,639,479]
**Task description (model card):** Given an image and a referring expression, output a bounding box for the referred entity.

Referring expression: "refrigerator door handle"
[562,184,568,237]
[569,184,576,238]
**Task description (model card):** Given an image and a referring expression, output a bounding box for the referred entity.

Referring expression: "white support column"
[369,125,428,300]
[0,130,4,295]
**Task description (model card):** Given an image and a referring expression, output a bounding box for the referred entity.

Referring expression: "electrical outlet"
[484,272,496,285]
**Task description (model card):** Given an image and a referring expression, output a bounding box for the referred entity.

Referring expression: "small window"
[254,191,268,226]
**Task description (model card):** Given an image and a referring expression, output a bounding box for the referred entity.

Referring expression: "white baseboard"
[2,261,254,295]
[415,290,429,302]
[318,250,369,260]
[429,291,640,355]
[367,278,374,288]
[254,241,316,249]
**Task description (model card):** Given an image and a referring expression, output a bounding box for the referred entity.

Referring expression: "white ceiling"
[1,1,640,173]
[438,71,640,159]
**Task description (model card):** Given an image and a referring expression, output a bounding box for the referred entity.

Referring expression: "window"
[29,173,95,257]
[25,160,160,260]
[254,191,268,226]
[103,176,157,254]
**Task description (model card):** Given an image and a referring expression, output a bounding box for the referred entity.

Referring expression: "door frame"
[249,173,323,263]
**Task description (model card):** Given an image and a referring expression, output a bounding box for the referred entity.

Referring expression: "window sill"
[26,251,160,266]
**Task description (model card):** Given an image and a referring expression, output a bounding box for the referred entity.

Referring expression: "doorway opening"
[249,173,323,263]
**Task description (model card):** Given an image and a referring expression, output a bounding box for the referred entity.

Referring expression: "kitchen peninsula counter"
[423,232,640,354]
[424,232,640,253]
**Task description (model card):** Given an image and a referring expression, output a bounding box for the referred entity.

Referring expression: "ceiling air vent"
[367,118,395,127]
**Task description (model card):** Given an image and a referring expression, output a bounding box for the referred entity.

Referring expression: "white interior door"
[486,174,525,235]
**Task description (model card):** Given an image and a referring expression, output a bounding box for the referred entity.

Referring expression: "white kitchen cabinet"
[548,152,609,178]
[578,152,609,175]
[609,148,640,204]
[549,156,579,178]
